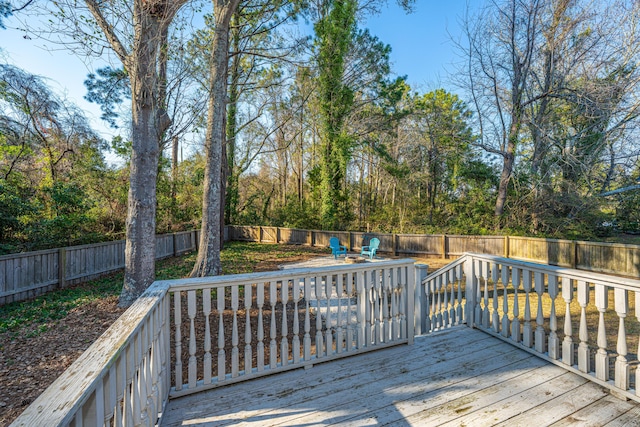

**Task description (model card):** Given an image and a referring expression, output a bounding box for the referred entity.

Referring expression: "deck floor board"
[161,326,640,426]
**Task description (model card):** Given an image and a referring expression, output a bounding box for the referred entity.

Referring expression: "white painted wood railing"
[433,253,640,402]
[10,282,172,427]
[11,259,415,426]
[167,260,415,398]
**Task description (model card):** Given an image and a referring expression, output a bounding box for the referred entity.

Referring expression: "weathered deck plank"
[160,327,639,426]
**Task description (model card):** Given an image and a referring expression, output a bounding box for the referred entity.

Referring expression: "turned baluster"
[303,277,312,361]
[456,264,463,324]
[373,269,382,344]
[522,270,533,348]
[357,271,366,348]
[614,288,629,390]
[293,278,301,362]
[561,278,574,366]
[346,272,354,351]
[173,292,183,390]
[534,272,546,354]
[510,268,521,342]
[399,266,408,339]
[491,263,500,333]
[187,290,197,388]
[231,286,240,377]
[217,287,226,380]
[364,271,374,346]
[449,269,456,325]
[270,281,278,368]
[595,283,609,381]
[577,280,591,373]
[257,282,265,371]
[429,278,437,330]
[501,265,509,337]
[336,274,344,353]
[382,269,392,341]
[244,284,252,374]
[548,275,559,360]
[315,275,325,356]
[280,280,289,366]
[473,259,483,326]
[203,288,212,384]
[325,274,334,355]
[391,269,400,340]
[482,262,490,329]
[442,272,450,327]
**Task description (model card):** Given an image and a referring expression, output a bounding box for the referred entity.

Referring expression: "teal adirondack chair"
[329,237,348,259]
[361,238,380,259]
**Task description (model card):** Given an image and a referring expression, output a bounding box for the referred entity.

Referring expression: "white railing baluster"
[501,265,509,337]
[231,285,240,378]
[270,281,278,368]
[304,277,312,361]
[491,263,500,333]
[511,267,521,343]
[400,266,408,340]
[449,268,456,325]
[187,290,197,388]
[257,282,265,371]
[522,270,533,348]
[615,288,629,390]
[548,275,559,360]
[346,272,354,351]
[325,274,334,354]
[203,288,212,384]
[577,280,590,373]
[383,269,392,341]
[430,278,437,330]
[293,278,301,362]
[534,272,546,354]
[561,277,574,366]
[281,280,290,365]
[244,284,252,374]
[442,272,450,328]
[595,283,609,381]
[365,272,373,346]
[217,288,226,381]
[473,259,482,326]
[315,275,325,356]
[132,333,141,427]
[173,292,182,390]
[336,274,344,353]
[374,269,382,344]
[456,264,464,324]
[357,271,366,348]
[482,262,490,329]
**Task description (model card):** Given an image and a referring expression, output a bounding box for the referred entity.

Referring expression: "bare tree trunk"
[191,0,240,277]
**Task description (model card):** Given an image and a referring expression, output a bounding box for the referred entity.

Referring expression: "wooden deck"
[160,326,640,426]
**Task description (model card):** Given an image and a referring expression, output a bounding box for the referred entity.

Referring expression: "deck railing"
[422,253,640,402]
[11,259,416,426]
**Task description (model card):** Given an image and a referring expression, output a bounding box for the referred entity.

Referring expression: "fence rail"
[3,224,639,306]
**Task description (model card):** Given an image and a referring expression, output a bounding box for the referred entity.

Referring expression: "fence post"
[414,264,429,336]
[276,227,281,244]
[571,241,577,269]
[442,235,447,259]
[307,230,312,246]
[393,234,398,256]
[504,235,510,258]
[173,233,178,256]
[58,248,66,288]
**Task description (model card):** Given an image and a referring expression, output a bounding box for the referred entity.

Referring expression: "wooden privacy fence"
[0,230,203,305]
[228,226,640,278]
[3,224,639,306]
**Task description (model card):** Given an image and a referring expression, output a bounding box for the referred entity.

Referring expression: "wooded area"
[2,0,640,303]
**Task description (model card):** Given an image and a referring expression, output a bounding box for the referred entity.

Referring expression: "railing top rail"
[162,259,415,292]
[423,257,466,284]
[464,252,640,290]
[10,281,170,427]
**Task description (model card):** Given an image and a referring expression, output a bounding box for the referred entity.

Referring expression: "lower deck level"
[161,326,640,426]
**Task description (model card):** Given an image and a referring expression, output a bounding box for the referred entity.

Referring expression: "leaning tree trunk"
[191,0,240,277]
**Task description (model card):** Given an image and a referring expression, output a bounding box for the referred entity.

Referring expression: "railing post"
[414,264,429,336]
[463,255,476,328]
[407,263,416,345]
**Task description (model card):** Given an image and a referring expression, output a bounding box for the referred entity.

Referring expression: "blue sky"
[1,1,473,140]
